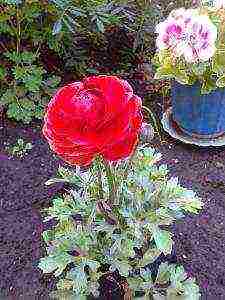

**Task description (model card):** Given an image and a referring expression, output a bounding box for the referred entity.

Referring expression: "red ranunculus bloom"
[43,75,143,166]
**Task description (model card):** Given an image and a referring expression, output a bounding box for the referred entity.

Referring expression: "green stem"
[103,159,118,205]
[16,6,21,54]
[142,105,162,142]
[122,152,135,182]
[95,156,104,200]
[0,42,9,53]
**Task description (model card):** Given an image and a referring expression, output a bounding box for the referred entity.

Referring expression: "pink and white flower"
[156,8,218,63]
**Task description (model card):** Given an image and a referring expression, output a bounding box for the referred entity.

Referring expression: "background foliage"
[0,0,196,123]
[0,0,65,123]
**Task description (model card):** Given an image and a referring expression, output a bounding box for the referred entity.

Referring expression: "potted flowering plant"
[38,76,202,299]
[153,2,225,139]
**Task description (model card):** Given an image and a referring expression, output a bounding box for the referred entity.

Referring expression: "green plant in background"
[39,147,202,299]
[51,0,125,35]
[48,0,167,76]
[7,138,33,157]
[114,0,195,58]
[49,0,196,54]
[0,0,70,54]
[0,0,203,125]
[0,0,66,123]
[48,0,132,76]
[0,51,61,123]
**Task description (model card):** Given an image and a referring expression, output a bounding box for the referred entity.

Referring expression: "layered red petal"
[101,130,139,161]
[42,76,143,166]
[83,76,133,120]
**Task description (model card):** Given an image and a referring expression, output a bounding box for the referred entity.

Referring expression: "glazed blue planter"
[171,81,225,138]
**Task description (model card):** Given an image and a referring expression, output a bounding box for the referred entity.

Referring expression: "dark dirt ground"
[1,91,225,299]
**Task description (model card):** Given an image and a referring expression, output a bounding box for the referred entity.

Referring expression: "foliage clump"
[1,51,61,123]
[6,137,33,157]
[0,0,64,123]
[39,147,202,299]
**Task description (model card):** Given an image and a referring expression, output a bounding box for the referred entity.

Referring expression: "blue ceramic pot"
[171,81,225,138]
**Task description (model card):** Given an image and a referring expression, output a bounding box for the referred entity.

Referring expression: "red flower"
[43,76,143,166]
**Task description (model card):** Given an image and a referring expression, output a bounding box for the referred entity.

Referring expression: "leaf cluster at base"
[39,147,202,299]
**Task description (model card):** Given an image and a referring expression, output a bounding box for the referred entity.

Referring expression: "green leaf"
[167,265,201,300]
[216,75,225,88]
[25,143,33,150]
[86,68,99,74]
[38,253,74,276]
[70,8,86,17]
[154,54,190,84]
[127,277,146,293]
[212,48,225,72]
[155,262,171,285]
[6,100,34,123]
[19,98,35,110]
[201,77,217,94]
[63,17,77,33]
[7,102,22,119]
[154,66,174,80]
[22,3,42,19]
[135,295,150,300]
[210,14,220,26]
[192,63,208,76]
[153,227,173,255]
[0,11,12,22]
[56,279,73,291]
[38,256,59,274]
[178,190,203,214]
[151,53,161,67]
[139,247,161,268]
[66,267,88,295]
[34,104,45,119]
[110,260,132,277]
[1,0,22,4]
[21,51,37,64]
[121,238,135,257]
[96,18,105,33]
[84,259,100,272]
[53,20,63,35]
[73,231,92,252]
[13,66,29,80]
[0,89,16,105]
[17,66,45,92]
[0,65,6,80]
[11,146,20,155]
[50,290,87,300]
[50,292,88,300]
[42,230,55,244]
[25,75,42,92]
[17,139,24,146]
[46,196,76,221]
[58,167,85,186]
[44,75,61,88]
[52,19,62,35]
[4,51,22,64]
[174,69,190,85]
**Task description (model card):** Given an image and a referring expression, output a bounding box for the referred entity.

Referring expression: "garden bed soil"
[1,93,225,299]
